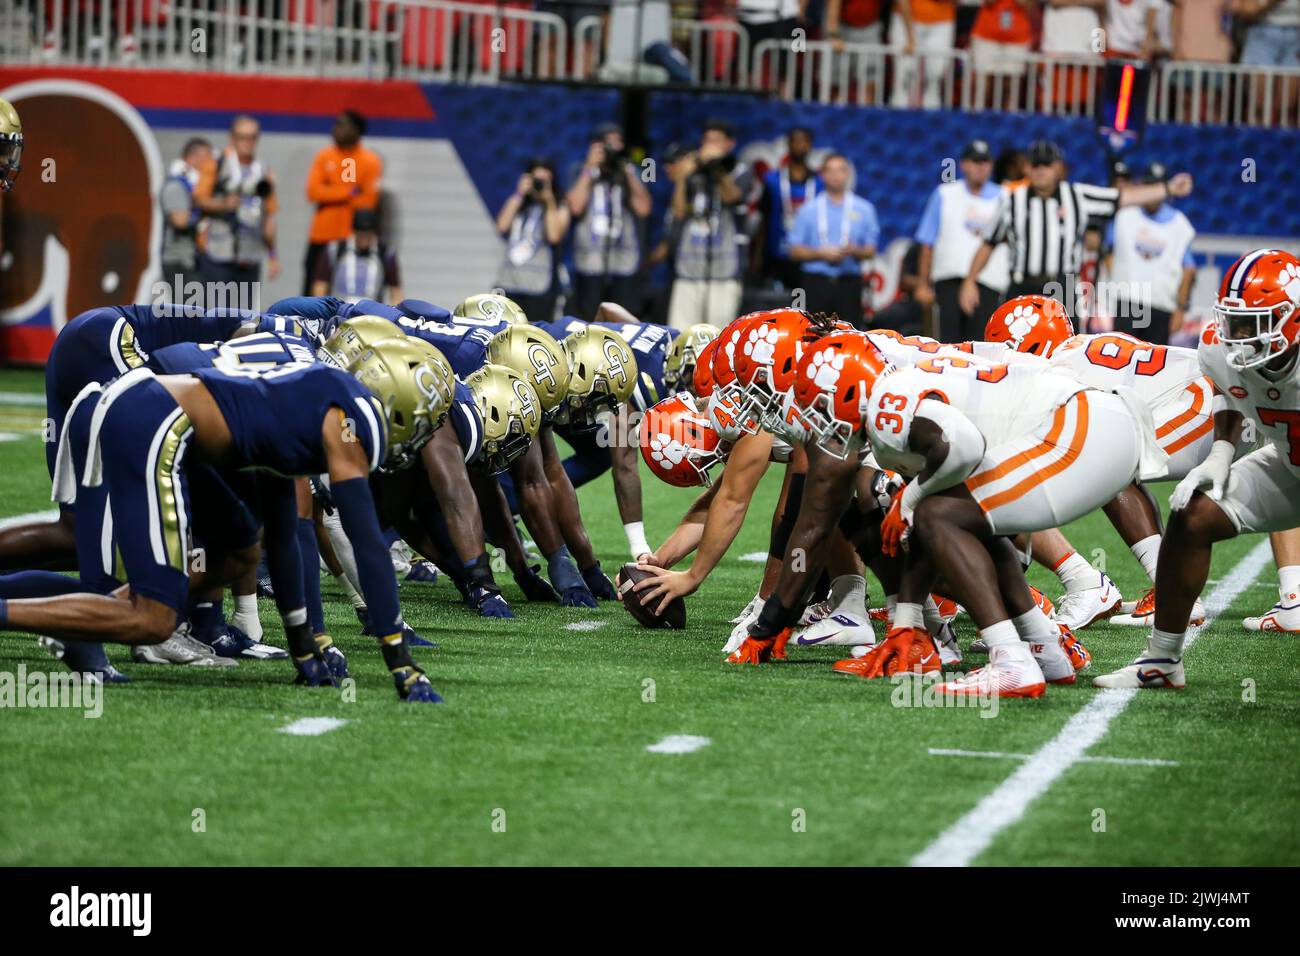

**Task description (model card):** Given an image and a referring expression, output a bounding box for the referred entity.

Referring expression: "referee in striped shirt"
[960,140,1193,317]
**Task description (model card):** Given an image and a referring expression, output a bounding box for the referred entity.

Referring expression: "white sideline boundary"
[910,538,1274,868]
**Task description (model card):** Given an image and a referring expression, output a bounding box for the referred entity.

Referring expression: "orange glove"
[880,492,910,558]
[858,626,930,678]
[725,628,792,664]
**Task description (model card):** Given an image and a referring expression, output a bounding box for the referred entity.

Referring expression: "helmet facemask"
[1216,297,1297,371]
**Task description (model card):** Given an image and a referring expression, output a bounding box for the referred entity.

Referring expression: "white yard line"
[928,747,1178,768]
[646,734,711,754]
[738,551,768,562]
[0,391,45,407]
[565,621,607,632]
[910,538,1274,868]
[277,717,349,737]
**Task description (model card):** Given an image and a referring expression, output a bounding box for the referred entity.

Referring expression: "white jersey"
[1050,333,1202,407]
[865,355,1088,474]
[1200,331,1300,476]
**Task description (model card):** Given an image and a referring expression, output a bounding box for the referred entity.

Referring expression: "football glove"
[1170,439,1235,511]
[561,586,599,609]
[880,491,912,557]
[725,628,791,664]
[468,584,514,618]
[514,565,560,603]
[856,626,930,679]
[582,562,617,600]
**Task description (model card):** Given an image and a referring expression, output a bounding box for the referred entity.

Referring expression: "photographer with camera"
[495,157,570,323]
[565,123,651,321]
[194,115,280,298]
[666,119,749,329]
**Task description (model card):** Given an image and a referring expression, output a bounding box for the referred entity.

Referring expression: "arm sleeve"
[258,475,307,618]
[1075,182,1121,220]
[914,188,942,245]
[900,398,987,508]
[331,476,403,637]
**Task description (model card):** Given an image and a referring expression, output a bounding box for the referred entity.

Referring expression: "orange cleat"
[869,607,891,625]
[931,593,961,623]
[725,628,790,665]
[832,656,876,677]
[1029,585,1055,618]
[1058,624,1091,672]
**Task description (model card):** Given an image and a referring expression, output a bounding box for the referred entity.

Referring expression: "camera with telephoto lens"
[598,144,626,180]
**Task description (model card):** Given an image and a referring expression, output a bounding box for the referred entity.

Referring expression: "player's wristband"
[624,521,650,560]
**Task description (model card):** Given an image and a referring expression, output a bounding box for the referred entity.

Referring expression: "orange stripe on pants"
[976,393,1091,513]
[966,399,1070,492]
[1155,381,1208,440]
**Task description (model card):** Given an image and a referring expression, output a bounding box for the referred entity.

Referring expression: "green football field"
[1,366,1298,867]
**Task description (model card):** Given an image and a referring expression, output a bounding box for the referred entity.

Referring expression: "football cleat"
[938,642,1046,698]
[868,606,890,625]
[292,654,338,687]
[1243,599,1300,632]
[792,610,876,647]
[133,630,237,667]
[934,621,962,667]
[1092,656,1186,689]
[393,666,444,703]
[256,572,275,600]
[1058,625,1091,672]
[320,644,350,681]
[725,630,789,664]
[200,624,289,660]
[401,622,438,648]
[731,593,762,625]
[969,636,989,654]
[1053,572,1122,630]
[404,561,441,585]
[38,637,131,683]
[799,599,834,627]
[1029,633,1077,685]
[1112,588,1207,628]
[1030,585,1055,618]
[931,594,960,624]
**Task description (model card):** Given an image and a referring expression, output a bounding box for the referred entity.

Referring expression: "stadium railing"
[3,1,1296,128]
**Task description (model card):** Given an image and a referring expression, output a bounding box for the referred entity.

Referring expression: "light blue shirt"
[914,179,1003,246]
[790,193,880,277]
[1105,203,1196,267]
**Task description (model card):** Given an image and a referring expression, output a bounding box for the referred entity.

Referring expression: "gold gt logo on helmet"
[323,315,404,368]
[465,363,542,473]
[454,292,526,326]
[485,325,570,413]
[349,338,452,471]
[0,97,22,192]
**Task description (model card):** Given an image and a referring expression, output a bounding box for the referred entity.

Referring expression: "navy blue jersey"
[538,316,676,412]
[194,361,386,477]
[393,306,497,378]
[148,331,316,375]
[447,380,484,464]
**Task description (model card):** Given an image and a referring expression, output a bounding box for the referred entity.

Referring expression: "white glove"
[1169,440,1235,511]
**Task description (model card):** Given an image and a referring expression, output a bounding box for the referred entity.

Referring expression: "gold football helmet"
[464,363,542,473]
[350,338,454,471]
[319,314,403,368]
[554,326,638,429]
[0,98,21,192]
[663,323,719,393]
[453,292,527,327]
[485,324,570,413]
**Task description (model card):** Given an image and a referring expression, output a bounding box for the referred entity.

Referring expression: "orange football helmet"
[731,309,821,431]
[692,337,722,399]
[984,295,1075,357]
[639,393,723,487]
[711,315,762,408]
[1214,248,1300,370]
[794,331,895,460]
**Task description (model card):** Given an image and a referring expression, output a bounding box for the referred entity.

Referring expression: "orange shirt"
[909,0,957,25]
[971,0,1033,45]
[306,143,382,244]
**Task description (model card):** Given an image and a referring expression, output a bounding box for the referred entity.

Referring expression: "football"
[618,563,687,630]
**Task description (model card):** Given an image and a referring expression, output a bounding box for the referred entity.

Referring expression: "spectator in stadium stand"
[1170,0,1232,64]
[310,207,404,306]
[667,120,751,329]
[1041,0,1104,58]
[1234,0,1300,68]
[960,139,1193,315]
[871,241,927,336]
[1103,162,1197,345]
[994,146,1028,188]
[913,138,1008,341]
[754,126,821,291]
[565,123,651,321]
[158,137,212,301]
[738,0,809,50]
[303,110,382,295]
[968,0,1034,106]
[1103,0,1160,58]
[890,0,952,109]
[193,115,280,291]
[788,153,878,328]
[494,157,570,324]
[825,0,888,48]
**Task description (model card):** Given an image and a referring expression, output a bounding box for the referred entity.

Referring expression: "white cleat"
[791,609,875,648]
[1029,635,1077,685]
[849,642,878,658]
[1053,573,1122,631]
[1243,599,1300,633]
[133,630,238,667]
[730,593,761,625]
[934,622,962,666]
[722,600,763,655]
[1092,656,1185,689]
[1111,588,1207,628]
[937,642,1046,699]
[968,636,989,654]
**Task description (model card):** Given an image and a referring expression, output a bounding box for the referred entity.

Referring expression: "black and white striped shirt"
[985,181,1120,282]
